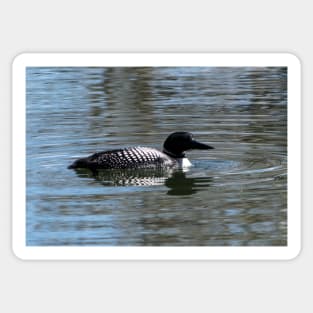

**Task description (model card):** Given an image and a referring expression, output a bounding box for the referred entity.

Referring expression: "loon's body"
[68,132,214,171]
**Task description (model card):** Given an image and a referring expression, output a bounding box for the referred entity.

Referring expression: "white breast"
[177,158,192,168]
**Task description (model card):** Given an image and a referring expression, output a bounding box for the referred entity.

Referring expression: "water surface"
[26,66,287,246]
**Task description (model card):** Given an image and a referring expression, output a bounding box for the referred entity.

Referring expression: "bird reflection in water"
[72,168,212,195]
[165,171,212,195]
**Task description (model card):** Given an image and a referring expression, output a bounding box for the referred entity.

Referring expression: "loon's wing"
[84,147,172,169]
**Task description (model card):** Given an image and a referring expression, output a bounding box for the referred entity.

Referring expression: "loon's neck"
[163,149,192,168]
[163,148,185,159]
[177,157,192,168]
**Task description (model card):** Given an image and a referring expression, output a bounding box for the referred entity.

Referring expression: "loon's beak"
[190,139,214,150]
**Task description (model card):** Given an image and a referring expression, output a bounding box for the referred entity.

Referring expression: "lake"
[26,66,287,246]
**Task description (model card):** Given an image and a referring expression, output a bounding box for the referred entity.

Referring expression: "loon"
[68,132,214,171]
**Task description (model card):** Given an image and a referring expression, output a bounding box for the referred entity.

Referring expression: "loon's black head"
[163,132,214,158]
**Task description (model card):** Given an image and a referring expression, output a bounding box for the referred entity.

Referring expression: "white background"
[1,1,311,312]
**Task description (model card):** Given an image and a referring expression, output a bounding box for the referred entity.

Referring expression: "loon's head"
[163,132,214,158]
